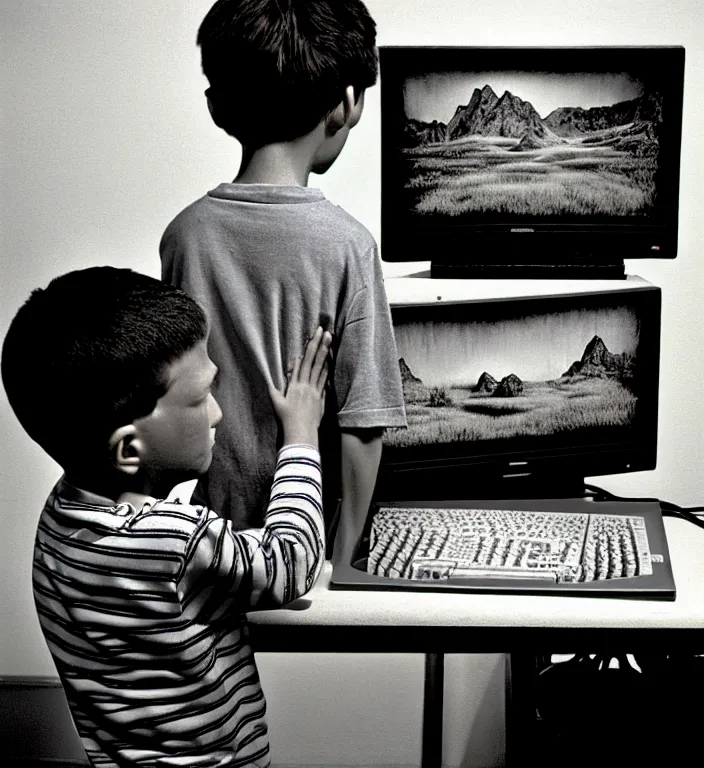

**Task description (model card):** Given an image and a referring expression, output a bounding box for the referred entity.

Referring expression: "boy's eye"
[193,390,212,406]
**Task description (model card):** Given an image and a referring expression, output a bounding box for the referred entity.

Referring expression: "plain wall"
[1,1,702,766]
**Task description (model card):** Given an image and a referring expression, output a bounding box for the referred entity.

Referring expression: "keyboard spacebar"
[452,567,557,581]
[413,562,559,581]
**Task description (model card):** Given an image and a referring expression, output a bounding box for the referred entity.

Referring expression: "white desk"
[248,518,704,651]
[247,270,690,766]
[247,517,704,768]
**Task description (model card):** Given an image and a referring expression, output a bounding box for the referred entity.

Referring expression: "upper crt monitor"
[379,46,685,278]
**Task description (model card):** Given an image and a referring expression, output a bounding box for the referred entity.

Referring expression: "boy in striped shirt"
[1,267,332,768]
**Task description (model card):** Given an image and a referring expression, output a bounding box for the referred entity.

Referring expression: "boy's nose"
[210,395,223,427]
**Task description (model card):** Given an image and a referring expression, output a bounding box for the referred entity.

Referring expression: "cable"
[583,483,704,531]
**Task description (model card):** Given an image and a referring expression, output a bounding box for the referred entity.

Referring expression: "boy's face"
[132,338,222,482]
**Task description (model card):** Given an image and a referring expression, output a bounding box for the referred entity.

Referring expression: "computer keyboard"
[367,506,655,583]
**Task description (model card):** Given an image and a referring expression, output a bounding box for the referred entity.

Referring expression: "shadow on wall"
[0,676,419,768]
[0,677,88,766]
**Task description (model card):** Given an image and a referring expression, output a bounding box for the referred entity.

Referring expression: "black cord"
[584,483,704,531]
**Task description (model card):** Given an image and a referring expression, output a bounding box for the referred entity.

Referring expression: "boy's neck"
[65,467,182,506]
[64,468,127,504]
[235,136,319,187]
[116,489,158,509]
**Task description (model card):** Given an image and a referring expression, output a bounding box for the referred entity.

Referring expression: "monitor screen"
[376,284,661,499]
[379,46,685,275]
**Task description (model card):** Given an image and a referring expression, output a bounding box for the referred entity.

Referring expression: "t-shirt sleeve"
[159,215,213,315]
[177,445,325,612]
[159,222,184,286]
[334,247,407,430]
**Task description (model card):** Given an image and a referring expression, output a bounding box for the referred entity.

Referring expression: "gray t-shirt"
[161,183,406,528]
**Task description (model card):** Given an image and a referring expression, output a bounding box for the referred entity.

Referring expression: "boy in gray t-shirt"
[161,0,406,552]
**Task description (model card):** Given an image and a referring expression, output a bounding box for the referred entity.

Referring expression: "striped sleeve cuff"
[277,443,320,459]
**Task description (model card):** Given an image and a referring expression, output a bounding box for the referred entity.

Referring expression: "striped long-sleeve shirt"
[32,445,324,768]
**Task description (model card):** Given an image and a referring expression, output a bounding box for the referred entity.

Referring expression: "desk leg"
[505,653,538,768]
[421,652,444,768]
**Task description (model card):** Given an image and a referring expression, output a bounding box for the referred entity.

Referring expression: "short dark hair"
[2,267,208,472]
[197,0,378,145]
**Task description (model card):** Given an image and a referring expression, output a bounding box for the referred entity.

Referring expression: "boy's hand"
[269,327,332,448]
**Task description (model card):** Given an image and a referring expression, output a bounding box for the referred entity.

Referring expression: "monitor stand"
[375,466,588,503]
[430,259,626,280]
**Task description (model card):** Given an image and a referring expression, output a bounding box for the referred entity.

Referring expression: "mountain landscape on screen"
[398,82,664,218]
[386,334,638,451]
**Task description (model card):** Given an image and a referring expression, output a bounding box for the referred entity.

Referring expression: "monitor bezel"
[379,45,685,267]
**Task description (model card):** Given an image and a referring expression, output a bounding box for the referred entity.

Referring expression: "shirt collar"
[208,182,326,205]
[48,476,135,528]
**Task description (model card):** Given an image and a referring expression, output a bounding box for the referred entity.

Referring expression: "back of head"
[1,267,207,475]
[198,0,378,145]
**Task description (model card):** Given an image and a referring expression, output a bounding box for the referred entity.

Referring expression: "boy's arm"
[336,428,383,559]
[331,248,406,555]
[237,442,326,607]
[180,329,331,611]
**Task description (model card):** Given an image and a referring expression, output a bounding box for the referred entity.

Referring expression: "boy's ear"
[205,88,224,129]
[326,85,360,134]
[108,425,143,476]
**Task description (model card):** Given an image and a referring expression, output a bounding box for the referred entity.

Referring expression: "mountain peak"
[399,357,421,383]
[582,335,608,365]
[493,373,524,398]
[544,97,645,137]
[562,336,634,384]
[447,84,499,140]
[447,85,545,140]
[496,89,519,104]
[472,371,498,393]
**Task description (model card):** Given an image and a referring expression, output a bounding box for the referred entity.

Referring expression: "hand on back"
[269,326,332,448]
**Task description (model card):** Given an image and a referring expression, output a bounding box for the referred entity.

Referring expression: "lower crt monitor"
[375,281,661,502]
